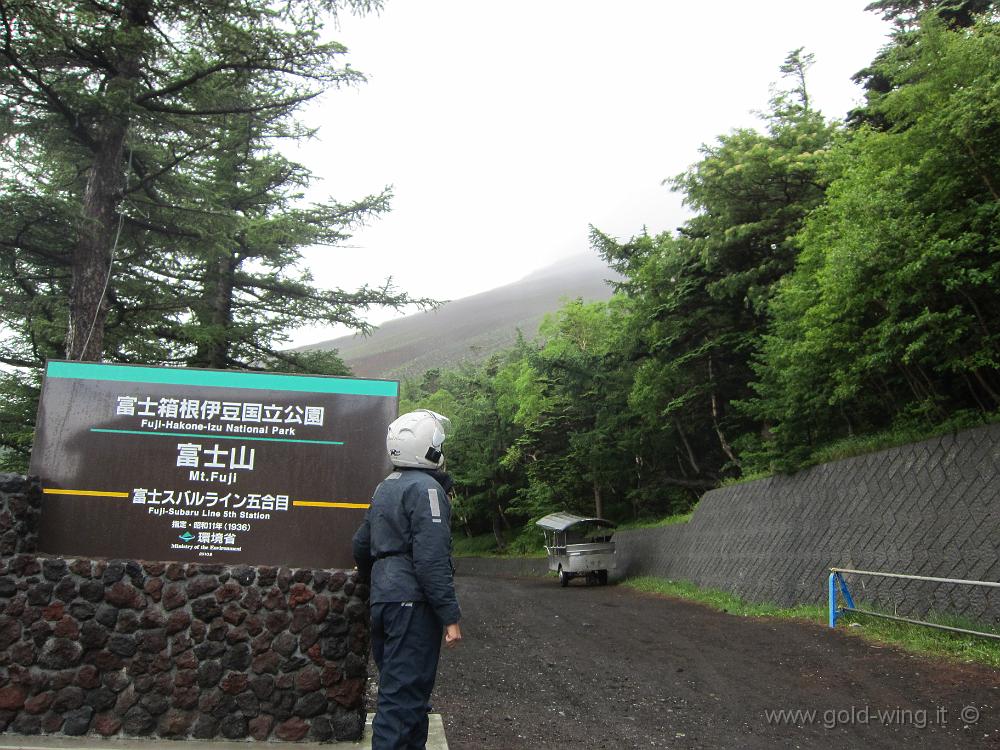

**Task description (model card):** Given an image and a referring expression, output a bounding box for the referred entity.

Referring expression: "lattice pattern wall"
[613,424,1000,623]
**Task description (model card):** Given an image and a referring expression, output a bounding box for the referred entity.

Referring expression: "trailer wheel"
[598,570,608,586]
[559,568,570,587]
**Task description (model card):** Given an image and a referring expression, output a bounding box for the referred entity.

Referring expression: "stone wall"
[0,476,369,742]
[0,475,41,557]
[613,423,1000,621]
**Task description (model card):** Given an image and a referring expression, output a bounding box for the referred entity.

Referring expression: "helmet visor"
[428,410,450,448]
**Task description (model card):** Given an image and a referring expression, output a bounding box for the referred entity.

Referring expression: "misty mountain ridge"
[302,253,619,380]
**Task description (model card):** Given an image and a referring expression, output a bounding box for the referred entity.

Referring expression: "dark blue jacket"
[352,468,461,626]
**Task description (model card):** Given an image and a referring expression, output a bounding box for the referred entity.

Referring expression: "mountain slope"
[303,254,618,379]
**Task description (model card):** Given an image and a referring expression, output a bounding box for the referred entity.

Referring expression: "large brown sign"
[29,361,398,568]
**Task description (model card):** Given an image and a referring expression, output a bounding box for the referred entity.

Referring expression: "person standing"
[353,409,463,750]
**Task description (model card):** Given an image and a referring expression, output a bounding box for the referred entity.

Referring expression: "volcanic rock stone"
[51,686,84,712]
[310,715,334,742]
[115,609,140,633]
[0,617,21,650]
[293,691,327,718]
[11,711,41,734]
[249,674,275,700]
[191,714,219,739]
[160,584,187,611]
[157,707,193,737]
[219,672,249,695]
[38,638,83,669]
[92,712,122,736]
[94,604,119,628]
[275,716,309,741]
[85,687,117,712]
[102,561,126,585]
[107,634,138,658]
[194,659,223,689]
[219,713,248,739]
[249,714,273,740]
[122,705,155,736]
[78,580,106,603]
[331,707,365,741]
[0,685,26,710]
[222,643,251,671]
[63,705,94,735]
[42,559,67,582]
[139,692,168,716]
[186,576,219,599]
[69,601,96,621]
[191,597,222,622]
[23,692,53,714]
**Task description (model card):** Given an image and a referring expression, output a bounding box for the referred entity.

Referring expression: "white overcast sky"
[284,1,892,347]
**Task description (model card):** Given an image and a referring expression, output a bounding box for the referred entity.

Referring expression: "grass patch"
[616,511,694,531]
[835,609,1000,669]
[721,411,1000,487]
[451,533,506,557]
[808,413,997,466]
[451,531,546,558]
[719,470,770,487]
[624,577,823,620]
[622,576,1000,669]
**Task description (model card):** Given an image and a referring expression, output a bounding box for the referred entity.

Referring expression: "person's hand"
[444,622,462,648]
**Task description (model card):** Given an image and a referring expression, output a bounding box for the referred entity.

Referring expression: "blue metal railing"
[827,567,1000,641]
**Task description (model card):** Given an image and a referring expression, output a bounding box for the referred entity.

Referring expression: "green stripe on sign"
[91,428,345,445]
[45,360,398,398]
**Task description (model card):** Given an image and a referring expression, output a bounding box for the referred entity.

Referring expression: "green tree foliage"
[864,0,994,29]
[400,350,527,550]
[501,300,637,522]
[595,54,836,485]
[399,12,1000,547]
[747,16,1000,467]
[404,16,1000,546]
[0,0,428,469]
[1,0,374,361]
[849,0,997,127]
[418,14,1000,544]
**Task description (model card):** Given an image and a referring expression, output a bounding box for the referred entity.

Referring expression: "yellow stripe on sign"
[43,488,129,498]
[293,500,370,509]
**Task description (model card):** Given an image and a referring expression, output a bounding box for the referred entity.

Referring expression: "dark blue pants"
[371,601,443,750]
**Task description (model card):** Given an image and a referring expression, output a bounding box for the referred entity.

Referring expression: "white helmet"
[386,409,451,469]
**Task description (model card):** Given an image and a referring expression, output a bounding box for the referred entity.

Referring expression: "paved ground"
[0,715,448,750]
[421,576,1000,749]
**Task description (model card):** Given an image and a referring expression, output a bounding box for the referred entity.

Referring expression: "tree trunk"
[65,0,151,360]
[708,354,740,468]
[66,121,127,361]
[593,479,603,519]
[674,420,701,475]
[194,248,239,368]
[491,509,506,551]
[972,368,1000,407]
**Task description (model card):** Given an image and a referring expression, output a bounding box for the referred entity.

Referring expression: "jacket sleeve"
[352,507,374,583]
[409,481,461,625]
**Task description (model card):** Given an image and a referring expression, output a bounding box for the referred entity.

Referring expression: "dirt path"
[422,576,1000,749]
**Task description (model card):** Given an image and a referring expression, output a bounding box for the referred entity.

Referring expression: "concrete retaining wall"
[613,423,1000,620]
[458,424,1000,622]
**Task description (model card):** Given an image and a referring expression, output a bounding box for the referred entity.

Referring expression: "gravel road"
[407,575,1000,749]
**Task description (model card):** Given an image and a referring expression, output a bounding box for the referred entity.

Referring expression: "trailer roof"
[535,512,617,532]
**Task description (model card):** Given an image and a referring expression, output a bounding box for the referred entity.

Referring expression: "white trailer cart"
[536,512,616,586]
